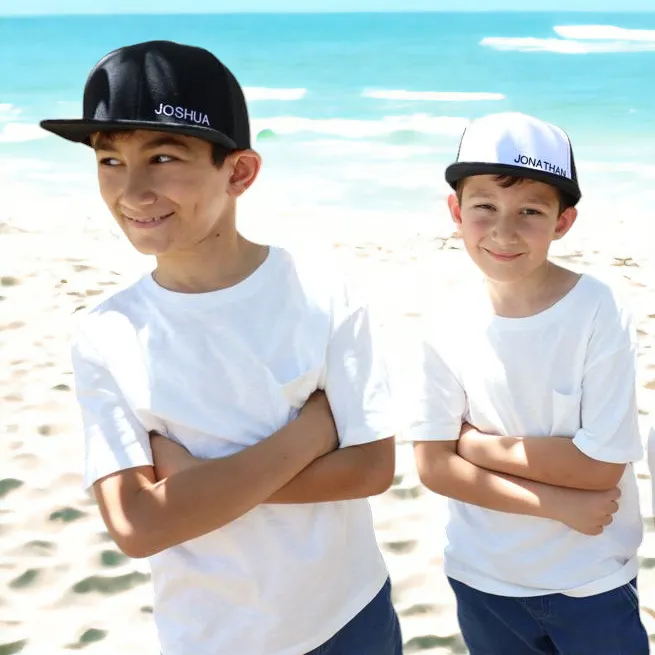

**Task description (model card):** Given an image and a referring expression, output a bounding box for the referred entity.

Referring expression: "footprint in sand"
[66,628,108,650]
[390,485,423,500]
[72,571,150,595]
[0,276,20,287]
[385,539,418,555]
[100,550,128,568]
[0,639,29,655]
[9,568,40,590]
[21,540,56,557]
[49,508,86,523]
[404,634,467,654]
[402,602,436,617]
[0,479,23,499]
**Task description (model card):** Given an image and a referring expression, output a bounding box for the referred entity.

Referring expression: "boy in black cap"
[406,112,647,654]
[42,41,401,655]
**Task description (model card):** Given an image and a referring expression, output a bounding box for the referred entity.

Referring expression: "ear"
[226,150,262,198]
[553,206,577,240]
[448,193,463,228]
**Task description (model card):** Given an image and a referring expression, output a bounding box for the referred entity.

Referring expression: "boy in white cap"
[40,41,401,655]
[407,112,647,654]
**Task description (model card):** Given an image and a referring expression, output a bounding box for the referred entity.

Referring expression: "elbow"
[414,441,458,496]
[416,460,448,495]
[369,458,396,496]
[112,528,161,559]
[107,506,169,559]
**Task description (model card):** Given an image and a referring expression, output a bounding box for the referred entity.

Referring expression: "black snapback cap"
[40,40,251,150]
[445,112,581,205]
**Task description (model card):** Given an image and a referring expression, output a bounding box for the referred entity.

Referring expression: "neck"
[153,228,269,294]
[485,261,579,318]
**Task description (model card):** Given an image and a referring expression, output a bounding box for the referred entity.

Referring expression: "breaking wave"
[362,89,505,101]
[482,24,655,54]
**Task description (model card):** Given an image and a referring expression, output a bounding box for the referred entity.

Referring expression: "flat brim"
[39,118,240,150]
[445,162,581,204]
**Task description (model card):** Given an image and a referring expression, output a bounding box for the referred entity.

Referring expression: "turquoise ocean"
[2,12,655,237]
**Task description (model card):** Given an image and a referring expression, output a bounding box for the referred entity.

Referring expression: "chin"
[481,264,542,284]
[126,238,170,257]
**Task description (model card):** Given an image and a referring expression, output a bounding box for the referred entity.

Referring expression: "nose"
[120,165,157,212]
[491,214,519,245]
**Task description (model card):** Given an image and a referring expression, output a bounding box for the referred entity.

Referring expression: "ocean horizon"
[3,11,655,244]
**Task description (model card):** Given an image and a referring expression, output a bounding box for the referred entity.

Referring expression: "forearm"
[125,418,324,556]
[266,438,395,503]
[461,433,624,491]
[419,449,566,519]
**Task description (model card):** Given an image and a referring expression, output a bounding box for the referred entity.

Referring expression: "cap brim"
[445,162,581,204]
[39,118,240,150]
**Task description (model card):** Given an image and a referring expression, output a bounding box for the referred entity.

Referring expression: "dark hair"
[212,144,235,168]
[456,176,575,215]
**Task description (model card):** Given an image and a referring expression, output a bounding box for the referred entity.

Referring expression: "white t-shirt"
[71,246,393,655]
[406,274,643,597]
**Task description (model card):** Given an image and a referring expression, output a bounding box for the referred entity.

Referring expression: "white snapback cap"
[445,112,581,204]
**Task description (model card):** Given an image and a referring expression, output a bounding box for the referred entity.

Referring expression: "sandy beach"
[3,180,655,655]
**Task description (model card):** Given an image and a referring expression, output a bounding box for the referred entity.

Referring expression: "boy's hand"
[296,390,339,458]
[150,432,201,480]
[550,487,621,536]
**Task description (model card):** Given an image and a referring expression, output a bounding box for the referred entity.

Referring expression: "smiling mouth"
[484,249,524,261]
[124,211,174,225]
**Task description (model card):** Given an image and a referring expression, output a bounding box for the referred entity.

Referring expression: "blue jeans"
[449,577,648,655]
[306,578,402,655]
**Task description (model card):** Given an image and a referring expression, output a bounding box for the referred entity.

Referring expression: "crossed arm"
[149,423,395,504]
[456,423,625,491]
[94,392,395,559]
[414,434,623,537]
[410,331,636,535]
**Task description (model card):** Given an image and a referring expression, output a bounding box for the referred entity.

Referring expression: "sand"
[3,185,655,654]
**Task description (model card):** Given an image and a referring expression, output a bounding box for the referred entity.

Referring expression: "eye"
[98,157,121,167]
[151,154,176,164]
[521,207,545,216]
[474,203,495,211]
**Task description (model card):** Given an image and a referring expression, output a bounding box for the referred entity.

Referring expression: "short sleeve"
[402,334,467,442]
[572,296,643,464]
[323,283,396,448]
[72,325,153,490]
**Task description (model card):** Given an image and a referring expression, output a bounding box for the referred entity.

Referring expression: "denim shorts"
[449,576,648,655]
[306,577,403,655]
